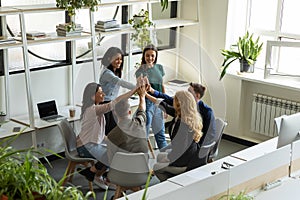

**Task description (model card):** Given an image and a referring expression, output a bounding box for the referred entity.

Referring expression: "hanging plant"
[129,9,155,50]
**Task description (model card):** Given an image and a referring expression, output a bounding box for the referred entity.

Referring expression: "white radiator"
[250,94,300,137]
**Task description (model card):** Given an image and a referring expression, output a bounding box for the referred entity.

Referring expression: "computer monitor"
[276,112,300,149]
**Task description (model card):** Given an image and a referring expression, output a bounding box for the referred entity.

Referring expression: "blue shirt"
[99,68,135,101]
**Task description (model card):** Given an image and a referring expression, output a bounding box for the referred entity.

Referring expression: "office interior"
[1,0,300,199]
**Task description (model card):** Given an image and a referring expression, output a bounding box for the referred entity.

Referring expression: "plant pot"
[239,59,254,73]
[133,16,145,24]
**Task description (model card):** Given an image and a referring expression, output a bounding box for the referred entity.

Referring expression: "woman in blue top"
[99,47,136,135]
[135,44,168,149]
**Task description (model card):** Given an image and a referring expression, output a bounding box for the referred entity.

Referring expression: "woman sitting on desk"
[146,89,203,182]
[76,82,136,187]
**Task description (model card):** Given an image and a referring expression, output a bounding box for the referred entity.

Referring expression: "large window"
[227,0,300,77]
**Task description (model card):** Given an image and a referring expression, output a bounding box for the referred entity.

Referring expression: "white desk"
[11,105,81,129]
[168,155,245,187]
[231,137,278,161]
[0,120,33,139]
[229,144,290,195]
[117,180,182,200]
[251,177,300,200]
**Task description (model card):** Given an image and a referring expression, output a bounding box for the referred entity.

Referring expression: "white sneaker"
[94,176,108,190]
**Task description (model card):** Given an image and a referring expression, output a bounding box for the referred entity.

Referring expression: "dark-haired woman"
[76,82,136,186]
[99,47,135,135]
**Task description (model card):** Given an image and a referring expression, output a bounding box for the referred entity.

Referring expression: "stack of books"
[56,23,83,37]
[26,31,46,40]
[95,19,121,32]
[0,36,16,44]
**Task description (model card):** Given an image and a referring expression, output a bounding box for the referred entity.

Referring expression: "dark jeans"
[101,101,117,135]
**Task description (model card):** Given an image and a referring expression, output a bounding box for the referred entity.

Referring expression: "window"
[227,0,300,77]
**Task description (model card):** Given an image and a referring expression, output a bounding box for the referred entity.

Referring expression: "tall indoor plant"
[219,31,263,80]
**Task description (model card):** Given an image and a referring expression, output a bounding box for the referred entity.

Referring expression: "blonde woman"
[146,90,203,182]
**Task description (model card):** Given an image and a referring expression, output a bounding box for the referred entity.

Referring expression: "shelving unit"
[0,0,201,151]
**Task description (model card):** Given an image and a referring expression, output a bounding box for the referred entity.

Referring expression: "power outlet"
[37,143,44,148]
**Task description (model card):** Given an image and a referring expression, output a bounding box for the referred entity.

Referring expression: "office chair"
[107,152,150,200]
[208,118,227,163]
[57,119,96,191]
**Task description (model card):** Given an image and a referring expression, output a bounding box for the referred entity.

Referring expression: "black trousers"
[101,101,117,135]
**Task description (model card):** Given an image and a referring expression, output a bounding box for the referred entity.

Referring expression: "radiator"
[250,93,300,137]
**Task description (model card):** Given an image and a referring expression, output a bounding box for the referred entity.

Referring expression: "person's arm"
[95,87,137,115]
[102,69,135,89]
[113,87,137,104]
[148,86,174,106]
[145,93,176,117]
[137,85,146,112]
[162,84,166,93]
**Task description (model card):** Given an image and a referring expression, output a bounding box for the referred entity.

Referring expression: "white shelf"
[154,18,199,29]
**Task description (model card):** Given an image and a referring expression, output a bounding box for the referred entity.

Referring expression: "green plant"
[219,191,253,200]
[56,0,99,30]
[0,134,94,200]
[129,9,155,50]
[160,0,169,11]
[219,31,263,80]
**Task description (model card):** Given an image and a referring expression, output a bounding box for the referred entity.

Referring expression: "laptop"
[37,100,65,122]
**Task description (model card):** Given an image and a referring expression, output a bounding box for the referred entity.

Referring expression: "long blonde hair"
[174,90,203,143]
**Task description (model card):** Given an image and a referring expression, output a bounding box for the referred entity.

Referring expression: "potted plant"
[0,135,94,200]
[129,9,155,51]
[219,31,263,80]
[56,0,99,30]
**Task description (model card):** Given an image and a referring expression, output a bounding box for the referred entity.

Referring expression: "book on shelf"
[95,24,121,32]
[56,25,83,32]
[95,21,119,29]
[96,19,116,25]
[168,79,189,86]
[56,30,81,37]
[58,23,82,28]
[26,31,46,37]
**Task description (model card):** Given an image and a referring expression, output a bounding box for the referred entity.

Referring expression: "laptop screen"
[37,100,58,118]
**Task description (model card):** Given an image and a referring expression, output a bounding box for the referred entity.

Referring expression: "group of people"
[75,44,216,189]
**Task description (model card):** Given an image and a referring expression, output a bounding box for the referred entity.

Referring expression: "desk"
[231,137,278,161]
[168,155,245,187]
[251,177,300,200]
[0,120,33,139]
[11,105,81,129]
[117,181,182,200]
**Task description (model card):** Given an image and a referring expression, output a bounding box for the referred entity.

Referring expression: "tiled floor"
[45,138,249,200]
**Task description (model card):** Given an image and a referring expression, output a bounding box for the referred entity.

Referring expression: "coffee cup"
[69,107,76,118]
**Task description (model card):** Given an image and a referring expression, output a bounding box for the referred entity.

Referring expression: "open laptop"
[37,100,65,122]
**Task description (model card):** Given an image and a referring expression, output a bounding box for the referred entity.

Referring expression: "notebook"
[37,100,65,122]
